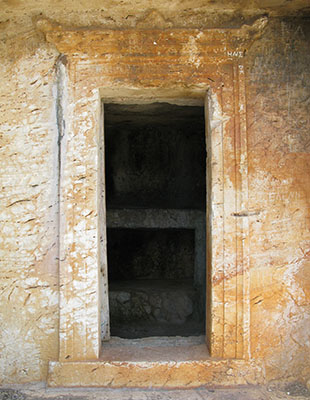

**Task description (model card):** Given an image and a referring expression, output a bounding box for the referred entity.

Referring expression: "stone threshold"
[47,337,264,388]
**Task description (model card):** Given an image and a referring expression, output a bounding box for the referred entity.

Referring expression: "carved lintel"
[36,17,268,59]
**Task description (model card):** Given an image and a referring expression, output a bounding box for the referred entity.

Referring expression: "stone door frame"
[38,19,267,365]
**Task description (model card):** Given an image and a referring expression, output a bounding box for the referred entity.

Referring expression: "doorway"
[104,102,206,339]
[50,26,253,381]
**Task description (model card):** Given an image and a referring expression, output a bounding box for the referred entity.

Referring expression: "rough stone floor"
[1,382,310,400]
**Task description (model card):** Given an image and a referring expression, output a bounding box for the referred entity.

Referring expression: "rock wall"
[0,4,309,385]
[0,35,59,382]
[247,18,310,382]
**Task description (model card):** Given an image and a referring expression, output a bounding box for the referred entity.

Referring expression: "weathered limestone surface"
[0,37,59,382]
[0,0,308,44]
[247,19,310,382]
[0,0,309,387]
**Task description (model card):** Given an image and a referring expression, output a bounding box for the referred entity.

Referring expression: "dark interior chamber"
[104,103,206,210]
[104,102,206,338]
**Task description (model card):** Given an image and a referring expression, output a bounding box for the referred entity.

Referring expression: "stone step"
[48,337,264,388]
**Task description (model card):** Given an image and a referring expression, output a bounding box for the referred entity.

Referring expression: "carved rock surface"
[0,2,309,387]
